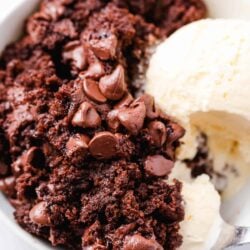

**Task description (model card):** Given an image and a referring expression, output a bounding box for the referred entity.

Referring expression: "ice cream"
[146,19,250,198]
[168,162,222,250]
[178,174,221,250]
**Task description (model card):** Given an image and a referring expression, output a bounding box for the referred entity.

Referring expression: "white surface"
[0,0,250,250]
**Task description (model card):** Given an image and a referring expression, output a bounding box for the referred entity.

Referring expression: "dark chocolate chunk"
[89,132,117,160]
[72,102,101,128]
[144,155,174,177]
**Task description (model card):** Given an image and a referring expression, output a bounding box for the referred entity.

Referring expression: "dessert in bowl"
[0,0,250,249]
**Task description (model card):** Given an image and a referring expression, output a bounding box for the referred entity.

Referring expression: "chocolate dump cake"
[0,0,206,249]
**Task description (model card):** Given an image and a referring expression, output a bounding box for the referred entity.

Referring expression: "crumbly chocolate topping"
[0,1,206,249]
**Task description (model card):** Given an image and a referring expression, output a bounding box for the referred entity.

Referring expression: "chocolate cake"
[0,0,206,249]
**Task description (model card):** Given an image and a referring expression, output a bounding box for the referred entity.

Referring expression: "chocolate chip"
[167,122,185,144]
[148,121,167,147]
[66,134,90,158]
[123,234,163,250]
[0,176,15,196]
[89,132,117,160]
[29,201,50,226]
[117,99,146,135]
[72,102,101,128]
[63,41,87,71]
[138,94,159,119]
[107,109,120,131]
[90,32,118,60]
[81,61,105,80]
[99,65,126,100]
[83,78,107,103]
[114,93,133,109]
[144,155,174,177]
[23,147,45,168]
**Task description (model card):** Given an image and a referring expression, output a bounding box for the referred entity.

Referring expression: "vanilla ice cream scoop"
[179,175,222,250]
[146,19,250,198]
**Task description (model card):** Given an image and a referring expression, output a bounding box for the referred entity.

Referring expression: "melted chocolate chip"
[89,132,117,160]
[148,121,167,147]
[123,234,163,250]
[118,99,146,135]
[99,65,126,100]
[144,155,174,177]
[72,102,101,128]
[29,201,50,226]
[83,78,107,103]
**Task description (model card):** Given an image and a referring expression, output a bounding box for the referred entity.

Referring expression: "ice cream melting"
[147,18,250,249]
[147,19,250,199]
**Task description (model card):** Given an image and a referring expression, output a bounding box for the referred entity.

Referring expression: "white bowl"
[0,0,250,249]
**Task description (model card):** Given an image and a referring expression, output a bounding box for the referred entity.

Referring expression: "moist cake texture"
[0,0,206,249]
